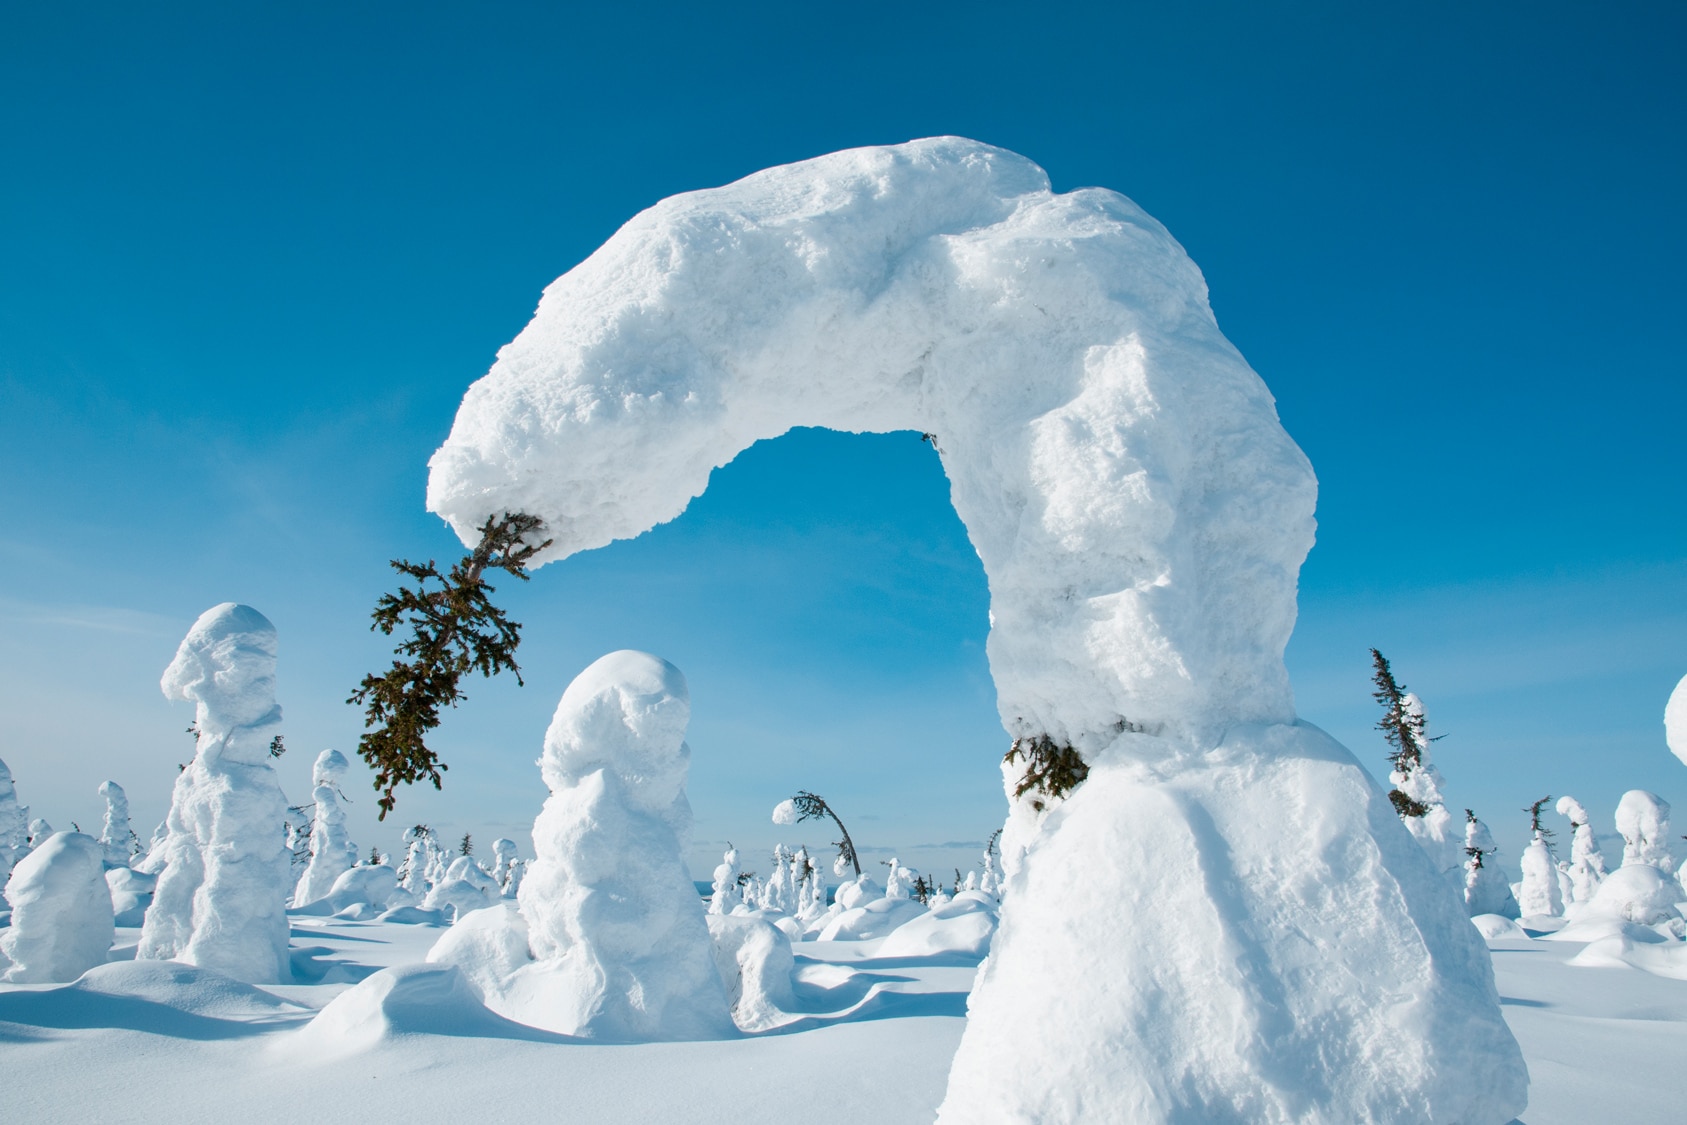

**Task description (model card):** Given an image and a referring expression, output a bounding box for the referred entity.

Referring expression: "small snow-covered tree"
[883,857,915,900]
[397,824,435,894]
[97,780,137,867]
[0,832,114,982]
[293,750,360,907]
[761,843,795,913]
[1370,651,1461,885]
[491,838,518,885]
[709,845,742,915]
[0,756,27,882]
[979,829,1003,900]
[1517,796,1563,919]
[1615,790,1674,873]
[1554,795,1607,904]
[1462,810,1519,918]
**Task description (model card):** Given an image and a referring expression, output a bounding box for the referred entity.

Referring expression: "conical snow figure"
[0,756,27,881]
[97,781,136,867]
[137,603,292,983]
[500,651,731,1039]
[709,846,741,915]
[0,831,114,982]
[293,750,358,907]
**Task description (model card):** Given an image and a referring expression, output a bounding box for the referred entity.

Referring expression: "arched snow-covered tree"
[1554,795,1607,905]
[1615,790,1674,873]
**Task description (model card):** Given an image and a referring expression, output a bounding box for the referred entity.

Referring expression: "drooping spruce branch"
[349,512,552,818]
[1370,648,1431,818]
[785,791,861,877]
[1524,795,1555,841]
[1004,734,1089,809]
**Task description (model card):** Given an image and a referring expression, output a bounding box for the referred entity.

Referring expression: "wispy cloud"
[0,597,182,637]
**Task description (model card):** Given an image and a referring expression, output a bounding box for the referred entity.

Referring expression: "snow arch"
[428,139,1525,1123]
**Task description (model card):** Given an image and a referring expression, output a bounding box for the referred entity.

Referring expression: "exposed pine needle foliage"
[1004,734,1090,808]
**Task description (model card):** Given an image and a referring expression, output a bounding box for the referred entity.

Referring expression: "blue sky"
[1,2,1682,877]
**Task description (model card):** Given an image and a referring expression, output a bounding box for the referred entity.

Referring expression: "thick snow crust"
[424,138,1523,1121]
[0,831,114,982]
[137,604,292,983]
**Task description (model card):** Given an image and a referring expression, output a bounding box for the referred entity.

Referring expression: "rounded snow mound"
[290,963,528,1054]
[1547,863,1685,941]
[1,831,114,983]
[70,960,306,1018]
[1470,914,1528,942]
[705,914,794,1032]
[877,893,998,959]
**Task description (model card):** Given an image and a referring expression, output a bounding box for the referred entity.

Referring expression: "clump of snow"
[293,750,358,907]
[323,864,401,914]
[1546,864,1685,944]
[1,831,115,982]
[424,138,1523,1120]
[1666,673,1687,768]
[1615,790,1674,872]
[494,651,731,1040]
[137,603,292,983]
[421,855,501,920]
[877,893,997,960]
[290,963,526,1056]
[705,914,796,1032]
[106,865,157,926]
[426,903,532,999]
[97,780,135,867]
[1471,914,1528,941]
[817,895,927,942]
[771,799,798,826]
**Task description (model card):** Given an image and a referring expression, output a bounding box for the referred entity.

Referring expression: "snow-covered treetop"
[312,749,350,788]
[426,137,1316,745]
[160,603,281,763]
[771,799,798,826]
[540,650,690,815]
[1555,795,1589,826]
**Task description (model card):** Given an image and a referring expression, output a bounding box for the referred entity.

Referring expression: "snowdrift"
[425,137,1527,1122]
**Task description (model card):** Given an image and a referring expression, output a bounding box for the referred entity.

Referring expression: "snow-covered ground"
[1,915,1683,1124]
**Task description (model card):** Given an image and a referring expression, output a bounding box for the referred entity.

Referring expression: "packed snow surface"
[425,137,1523,1121]
[137,604,291,983]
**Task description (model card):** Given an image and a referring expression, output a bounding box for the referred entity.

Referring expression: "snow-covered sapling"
[491,837,518,887]
[1517,796,1563,919]
[97,780,136,867]
[0,831,114,982]
[1554,795,1607,904]
[1461,810,1518,918]
[293,749,360,907]
[0,755,30,881]
[349,512,551,818]
[137,603,292,983]
[761,843,795,914]
[1370,651,1462,884]
[773,791,861,877]
[708,846,741,915]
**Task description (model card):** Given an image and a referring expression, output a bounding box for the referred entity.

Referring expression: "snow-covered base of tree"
[2,914,1687,1123]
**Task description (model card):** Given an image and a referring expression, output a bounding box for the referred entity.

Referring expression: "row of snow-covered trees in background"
[1372,648,1684,926]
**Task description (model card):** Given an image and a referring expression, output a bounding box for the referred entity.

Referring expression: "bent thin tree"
[349,512,551,818]
[785,791,862,877]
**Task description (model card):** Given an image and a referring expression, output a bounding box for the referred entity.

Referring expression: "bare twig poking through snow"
[1003,734,1089,809]
[773,791,861,877]
[349,512,552,818]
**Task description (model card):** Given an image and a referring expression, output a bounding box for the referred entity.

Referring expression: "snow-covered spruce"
[424,138,1525,1122]
[292,750,358,907]
[1462,811,1519,919]
[98,780,136,867]
[1386,690,1463,889]
[438,651,731,1040]
[0,831,115,982]
[708,845,742,916]
[1615,790,1674,873]
[137,604,292,983]
[1555,795,1607,905]
[1518,797,1564,920]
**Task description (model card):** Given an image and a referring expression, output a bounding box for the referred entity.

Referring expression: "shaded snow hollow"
[425,138,1526,1122]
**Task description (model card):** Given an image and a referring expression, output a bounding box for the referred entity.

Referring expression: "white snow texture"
[1667,673,1687,768]
[137,603,292,983]
[293,749,358,907]
[424,138,1525,1122]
